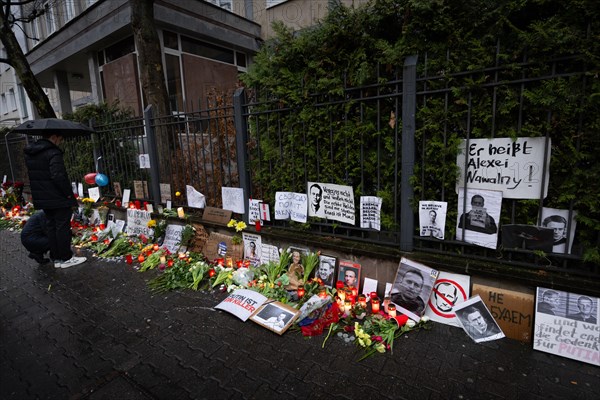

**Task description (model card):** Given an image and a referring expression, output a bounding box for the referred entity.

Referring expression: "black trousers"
[44,207,73,261]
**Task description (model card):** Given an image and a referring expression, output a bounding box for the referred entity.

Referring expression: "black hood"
[24,139,60,156]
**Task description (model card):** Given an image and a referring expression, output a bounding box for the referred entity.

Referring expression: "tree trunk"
[130,0,174,183]
[0,4,56,119]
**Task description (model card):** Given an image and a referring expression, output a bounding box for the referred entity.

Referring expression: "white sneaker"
[55,256,87,269]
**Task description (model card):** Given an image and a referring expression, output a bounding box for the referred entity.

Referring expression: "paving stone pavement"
[1,230,598,400]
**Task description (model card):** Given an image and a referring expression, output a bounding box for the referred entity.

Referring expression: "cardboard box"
[472,278,535,343]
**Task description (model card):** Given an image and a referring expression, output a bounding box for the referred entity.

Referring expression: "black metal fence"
[3,51,597,279]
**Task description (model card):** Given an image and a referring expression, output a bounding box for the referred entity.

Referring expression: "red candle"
[371,298,380,313]
[318,288,328,298]
[388,304,397,317]
[370,291,378,300]
[208,269,216,277]
[297,285,305,298]
[135,200,141,209]
[115,200,122,208]
[350,286,358,297]
[255,220,261,232]
[138,254,145,263]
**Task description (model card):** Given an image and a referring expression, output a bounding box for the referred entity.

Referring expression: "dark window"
[236,52,247,68]
[181,36,234,65]
[163,31,179,50]
[105,36,135,63]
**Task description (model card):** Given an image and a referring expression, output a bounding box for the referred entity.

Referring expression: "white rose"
[420,316,430,323]
[406,319,416,328]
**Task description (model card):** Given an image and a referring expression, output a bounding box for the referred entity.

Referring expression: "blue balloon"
[95,173,109,187]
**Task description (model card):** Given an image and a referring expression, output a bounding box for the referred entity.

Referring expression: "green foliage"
[241,0,600,260]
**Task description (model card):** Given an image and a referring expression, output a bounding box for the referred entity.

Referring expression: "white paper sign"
[419,201,447,240]
[260,203,271,222]
[139,154,150,169]
[308,182,355,225]
[261,244,280,264]
[456,137,551,199]
[274,192,307,223]
[249,199,261,223]
[125,209,153,237]
[162,224,185,253]
[456,188,502,249]
[533,287,599,365]
[186,185,206,209]
[122,189,131,207]
[214,289,267,322]
[425,272,471,327]
[360,196,382,231]
[222,187,245,214]
[77,183,84,198]
[88,187,100,202]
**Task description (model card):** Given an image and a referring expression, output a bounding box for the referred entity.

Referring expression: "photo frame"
[337,260,361,291]
[250,301,299,335]
[316,254,337,288]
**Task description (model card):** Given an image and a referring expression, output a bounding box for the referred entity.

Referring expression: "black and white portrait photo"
[308,183,325,218]
[250,302,299,335]
[390,258,438,321]
[419,201,447,240]
[316,255,336,288]
[139,154,150,169]
[456,188,502,249]
[455,295,504,343]
[540,207,577,254]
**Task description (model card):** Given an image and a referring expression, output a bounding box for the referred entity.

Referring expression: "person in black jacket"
[24,133,86,269]
[20,210,50,264]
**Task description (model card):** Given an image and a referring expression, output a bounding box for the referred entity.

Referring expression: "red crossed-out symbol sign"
[428,278,467,318]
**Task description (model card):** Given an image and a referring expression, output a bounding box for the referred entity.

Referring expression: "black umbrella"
[12,118,94,137]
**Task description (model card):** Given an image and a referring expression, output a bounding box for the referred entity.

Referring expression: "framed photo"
[250,301,299,335]
[337,260,361,291]
[316,255,337,288]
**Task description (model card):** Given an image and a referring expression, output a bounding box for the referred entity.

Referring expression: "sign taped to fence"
[274,192,307,223]
[125,209,153,237]
[360,196,382,231]
[419,201,447,239]
[308,182,355,225]
[222,187,244,214]
[456,137,551,199]
[186,185,206,209]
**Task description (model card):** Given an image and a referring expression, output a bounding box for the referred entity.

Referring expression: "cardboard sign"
[473,281,534,343]
[456,137,551,199]
[203,232,242,261]
[202,207,232,225]
[160,183,171,204]
[214,289,267,322]
[187,223,209,253]
[133,180,148,199]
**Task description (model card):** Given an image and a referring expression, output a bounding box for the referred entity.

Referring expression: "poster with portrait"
[455,295,505,343]
[316,255,337,288]
[424,271,471,327]
[419,201,447,240]
[390,258,438,321]
[139,154,150,169]
[456,188,502,249]
[250,301,300,335]
[337,260,361,291]
[242,232,262,267]
[307,182,355,225]
[533,287,598,365]
[539,207,577,254]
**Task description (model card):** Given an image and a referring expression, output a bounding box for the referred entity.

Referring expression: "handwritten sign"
[249,199,261,223]
[274,192,307,223]
[308,182,355,225]
[214,289,268,321]
[162,224,184,253]
[125,209,153,237]
[222,187,244,214]
[533,287,599,365]
[159,183,171,204]
[360,196,382,231]
[456,137,550,199]
[473,282,534,343]
[133,180,148,199]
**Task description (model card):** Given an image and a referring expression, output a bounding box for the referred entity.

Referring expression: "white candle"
[177,207,185,218]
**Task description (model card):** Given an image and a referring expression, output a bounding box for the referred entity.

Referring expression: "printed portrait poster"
[456,188,502,249]
[242,232,262,267]
[455,295,505,343]
[425,271,471,327]
[162,224,185,253]
[419,201,448,240]
[390,258,439,321]
[307,182,355,225]
[539,207,577,254]
[139,154,150,169]
[360,196,382,231]
[456,137,551,199]
[337,261,361,292]
[533,287,599,366]
[274,192,307,223]
[222,187,245,214]
[214,289,267,322]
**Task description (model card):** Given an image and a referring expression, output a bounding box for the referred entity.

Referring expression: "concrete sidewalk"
[1,230,598,400]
